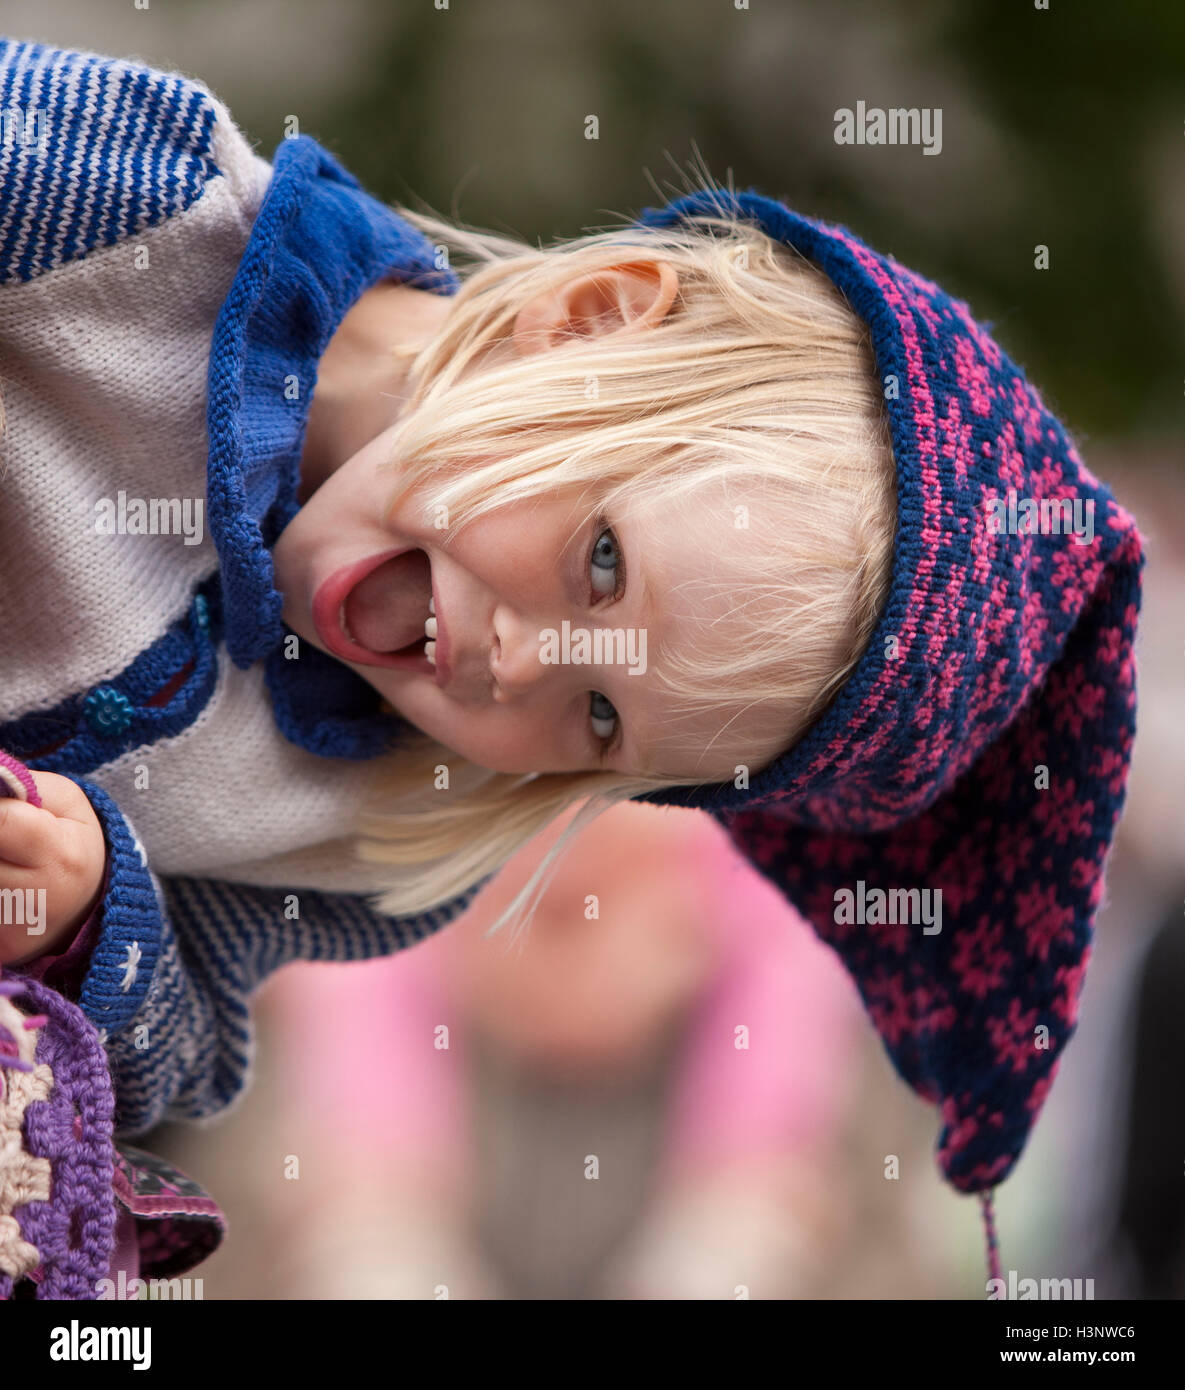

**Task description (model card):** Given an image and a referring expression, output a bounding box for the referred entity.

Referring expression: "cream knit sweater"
[0,36,479,1134]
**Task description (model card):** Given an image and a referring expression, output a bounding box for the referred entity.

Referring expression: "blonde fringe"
[341,168,897,939]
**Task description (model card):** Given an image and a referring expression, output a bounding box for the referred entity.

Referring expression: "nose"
[490,604,554,701]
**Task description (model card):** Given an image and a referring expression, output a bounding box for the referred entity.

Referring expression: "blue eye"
[590,527,620,597]
[590,690,617,742]
[586,519,624,752]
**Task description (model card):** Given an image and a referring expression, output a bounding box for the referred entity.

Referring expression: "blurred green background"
[10,0,1185,450]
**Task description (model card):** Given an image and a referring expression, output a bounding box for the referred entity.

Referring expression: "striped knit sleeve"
[64,778,487,1137]
[0,35,231,284]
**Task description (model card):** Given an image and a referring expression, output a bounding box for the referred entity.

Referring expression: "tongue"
[344,550,432,654]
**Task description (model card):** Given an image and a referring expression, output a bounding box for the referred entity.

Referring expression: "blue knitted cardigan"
[0,37,478,1135]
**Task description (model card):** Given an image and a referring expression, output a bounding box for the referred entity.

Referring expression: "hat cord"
[979,1188,1002,1289]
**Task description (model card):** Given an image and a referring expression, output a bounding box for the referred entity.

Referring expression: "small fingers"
[0,795,59,870]
[22,770,98,829]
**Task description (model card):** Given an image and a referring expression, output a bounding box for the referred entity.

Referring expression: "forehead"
[612,483,788,780]
[624,481,765,615]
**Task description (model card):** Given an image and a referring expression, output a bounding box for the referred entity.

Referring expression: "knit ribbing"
[205,132,458,675]
[72,782,162,1037]
[0,38,217,285]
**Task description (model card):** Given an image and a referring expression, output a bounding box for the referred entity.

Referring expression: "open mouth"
[342,549,432,657]
[311,547,436,673]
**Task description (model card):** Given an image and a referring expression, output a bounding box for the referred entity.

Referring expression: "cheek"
[276,473,370,579]
[455,508,569,602]
[384,683,562,774]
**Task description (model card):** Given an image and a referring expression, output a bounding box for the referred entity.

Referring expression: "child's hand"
[0,771,107,967]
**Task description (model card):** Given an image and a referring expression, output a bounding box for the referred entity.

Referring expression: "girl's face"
[272,425,760,779]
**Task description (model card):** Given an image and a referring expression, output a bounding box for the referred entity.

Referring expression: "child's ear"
[510,261,678,355]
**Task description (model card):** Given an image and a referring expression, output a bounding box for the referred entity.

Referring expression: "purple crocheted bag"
[0,747,117,1297]
[0,970,118,1299]
[0,749,225,1299]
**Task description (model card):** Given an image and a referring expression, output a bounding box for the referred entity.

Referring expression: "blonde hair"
[349,174,896,938]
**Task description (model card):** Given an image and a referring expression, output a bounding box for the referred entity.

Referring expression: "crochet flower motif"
[83,686,134,735]
[0,992,53,1283]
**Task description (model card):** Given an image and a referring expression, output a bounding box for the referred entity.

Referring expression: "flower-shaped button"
[83,686,134,736]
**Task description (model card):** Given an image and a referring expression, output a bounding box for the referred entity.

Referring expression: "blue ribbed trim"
[72,782,163,1037]
[263,639,408,759]
[0,38,219,283]
[203,132,457,758]
[205,133,457,667]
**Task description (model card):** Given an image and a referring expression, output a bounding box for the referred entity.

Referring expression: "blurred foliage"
[209,0,1184,445]
[938,0,1185,443]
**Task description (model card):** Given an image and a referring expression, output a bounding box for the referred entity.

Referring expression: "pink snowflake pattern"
[1067,850,1097,887]
[1032,776,1095,847]
[1010,376,1047,448]
[1050,548,1099,615]
[1092,746,1129,799]
[938,1094,979,1156]
[932,846,988,918]
[1031,453,1068,501]
[1050,664,1107,739]
[997,420,1028,495]
[990,819,1036,887]
[954,335,994,417]
[882,815,946,878]
[1050,950,1093,1027]
[1015,882,1076,964]
[987,998,1041,1075]
[863,972,957,1049]
[1095,623,1123,669]
[950,914,1011,1000]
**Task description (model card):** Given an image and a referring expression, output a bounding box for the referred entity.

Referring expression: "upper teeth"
[424,596,437,664]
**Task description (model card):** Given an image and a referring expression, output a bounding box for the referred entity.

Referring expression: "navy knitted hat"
[634,190,1145,1200]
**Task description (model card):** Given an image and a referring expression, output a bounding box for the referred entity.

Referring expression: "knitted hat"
[634,190,1145,1203]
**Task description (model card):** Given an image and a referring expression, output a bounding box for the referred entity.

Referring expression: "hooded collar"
[203,134,457,757]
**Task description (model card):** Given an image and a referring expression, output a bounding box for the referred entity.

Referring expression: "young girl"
[0,34,1143,1267]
